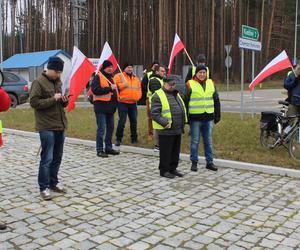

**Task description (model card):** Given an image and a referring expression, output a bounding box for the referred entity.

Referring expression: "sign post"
[239,25,261,119]
[224,44,232,97]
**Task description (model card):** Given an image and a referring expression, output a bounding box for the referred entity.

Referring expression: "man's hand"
[164,121,172,129]
[111,84,117,90]
[54,93,62,101]
[61,95,69,103]
[295,65,300,77]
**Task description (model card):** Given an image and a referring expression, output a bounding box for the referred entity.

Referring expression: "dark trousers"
[158,134,181,175]
[38,130,65,191]
[95,112,114,153]
[116,102,138,142]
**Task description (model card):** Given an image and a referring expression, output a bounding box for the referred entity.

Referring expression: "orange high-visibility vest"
[113,72,142,103]
[93,72,113,102]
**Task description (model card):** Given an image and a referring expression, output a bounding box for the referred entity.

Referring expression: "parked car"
[1,71,29,108]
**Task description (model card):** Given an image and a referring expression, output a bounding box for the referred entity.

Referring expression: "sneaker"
[206,163,218,171]
[154,145,159,152]
[40,188,52,201]
[160,172,175,179]
[105,149,120,155]
[131,139,138,144]
[191,162,198,172]
[0,222,7,230]
[50,185,67,194]
[115,140,121,147]
[170,170,184,177]
[97,151,108,158]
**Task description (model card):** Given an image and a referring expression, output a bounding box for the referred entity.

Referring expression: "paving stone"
[1,133,300,249]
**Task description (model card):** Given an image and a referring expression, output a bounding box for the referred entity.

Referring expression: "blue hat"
[47,56,64,71]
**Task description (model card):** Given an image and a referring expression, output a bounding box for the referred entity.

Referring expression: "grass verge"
[0,107,299,170]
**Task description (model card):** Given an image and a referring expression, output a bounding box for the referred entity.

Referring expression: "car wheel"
[8,94,18,108]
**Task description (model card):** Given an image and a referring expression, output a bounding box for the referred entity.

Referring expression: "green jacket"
[29,73,68,131]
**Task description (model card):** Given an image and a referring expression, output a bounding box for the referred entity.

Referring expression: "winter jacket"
[30,72,68,131]
[91,69,118,114]
[0,88,11,112]
[151,87,186,135]
[284,72,300,105]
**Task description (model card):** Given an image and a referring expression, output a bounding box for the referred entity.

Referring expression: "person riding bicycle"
[284,60,300,117]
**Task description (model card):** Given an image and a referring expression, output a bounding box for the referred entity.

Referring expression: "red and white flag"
[168,33,185,76]
[66,46,96,112]
[249,50,292,91]
[96,42,118,73]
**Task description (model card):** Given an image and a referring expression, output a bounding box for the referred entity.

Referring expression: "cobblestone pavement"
[1,134,300,250]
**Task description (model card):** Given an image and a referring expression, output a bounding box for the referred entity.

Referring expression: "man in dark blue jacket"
[284,62,300,116]
[91,60,119,157]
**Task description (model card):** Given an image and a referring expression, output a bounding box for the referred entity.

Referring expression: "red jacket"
[0,88,11,112]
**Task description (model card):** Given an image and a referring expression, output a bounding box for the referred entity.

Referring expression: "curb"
[4,128,300,179]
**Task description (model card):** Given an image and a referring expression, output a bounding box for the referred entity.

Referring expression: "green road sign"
[242,25,259,41]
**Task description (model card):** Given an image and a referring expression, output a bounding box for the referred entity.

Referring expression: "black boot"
[206,163,218,171]
[191,161,198,172]
[97,151,108,158]
[0,222,7,230]
[105,149,120,155]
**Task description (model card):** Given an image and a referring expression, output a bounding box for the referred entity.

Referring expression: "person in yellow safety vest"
[148,65,166,152]
[113,62,142,146]
[185,54,211,82]
[151,76,187,179]
[142,61,160,140]
[184,64,221,172]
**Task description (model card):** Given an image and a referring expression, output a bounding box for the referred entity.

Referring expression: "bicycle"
[260,100,300,162]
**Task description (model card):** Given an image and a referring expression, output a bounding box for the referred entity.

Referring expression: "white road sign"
[238,37,261,51]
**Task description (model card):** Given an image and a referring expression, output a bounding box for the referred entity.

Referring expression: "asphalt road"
[18,89,287,114]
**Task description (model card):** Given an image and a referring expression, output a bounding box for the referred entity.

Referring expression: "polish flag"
[249,50,293,91]
[168,34,185,76]
[67,46,96,112]
[96,42,118,73]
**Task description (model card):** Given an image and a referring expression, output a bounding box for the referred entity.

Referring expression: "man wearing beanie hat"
[29,56,69,201]
[185,53,212,82]
[91,60,119,157]
[113,62,141,146]
[185,64,220,172]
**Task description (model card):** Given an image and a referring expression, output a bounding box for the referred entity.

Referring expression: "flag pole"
[184,48,195,67]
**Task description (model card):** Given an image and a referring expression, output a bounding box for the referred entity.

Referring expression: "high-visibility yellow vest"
[146,71,153,80]
[188,79,215,114]
[192,66,210,79]
[152,88,187,130]
[0,120,2,134]
[147,76,163,98]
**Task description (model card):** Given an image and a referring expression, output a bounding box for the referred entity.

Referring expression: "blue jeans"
[38,130,65,191]
[190,120,214,164]
[95,112,114,153]
[116,102,138,142]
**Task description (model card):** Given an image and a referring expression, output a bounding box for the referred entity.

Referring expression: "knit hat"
[102,60,113,70]
[195,65,207,74]
[196,54,206,63]
[47,56,64,71]
[163,76,177,85]
[123,62,133,70]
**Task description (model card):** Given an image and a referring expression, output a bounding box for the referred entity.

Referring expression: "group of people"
[1,54,221,206]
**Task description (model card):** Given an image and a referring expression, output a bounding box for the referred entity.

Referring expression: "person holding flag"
[0,83,11,230]
[30,56,69,201]
[114,62,142,146]
[185,54,211,82]
[141,61,160,140]
[148,64,167,151]
[91,60,119,157]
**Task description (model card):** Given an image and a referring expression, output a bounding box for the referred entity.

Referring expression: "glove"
[214,117,220,124]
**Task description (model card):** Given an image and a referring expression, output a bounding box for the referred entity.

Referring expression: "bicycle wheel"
[288,129,300,162]
[260,129,277,149]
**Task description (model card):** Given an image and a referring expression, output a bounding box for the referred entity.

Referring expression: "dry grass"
[0,107,299,169]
